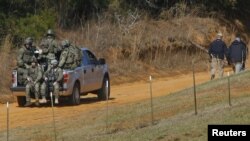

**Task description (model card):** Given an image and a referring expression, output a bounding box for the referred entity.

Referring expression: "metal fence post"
[50,92,57,141]
[149,76,154,125]
[105,80,109,132]
[6,102,9,141]
[192,61,198,115]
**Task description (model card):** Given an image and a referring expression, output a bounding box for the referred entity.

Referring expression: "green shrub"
[10,10,56,45]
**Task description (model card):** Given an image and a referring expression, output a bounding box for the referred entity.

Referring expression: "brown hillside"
[0,15,249,103]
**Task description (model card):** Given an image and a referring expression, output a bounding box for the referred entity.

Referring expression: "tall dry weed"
[55,11,247,84]
[0,35,15,95]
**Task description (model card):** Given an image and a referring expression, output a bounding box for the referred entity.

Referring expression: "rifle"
[44,70,56,96]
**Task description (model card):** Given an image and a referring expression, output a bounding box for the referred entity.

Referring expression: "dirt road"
[0,68,234,131]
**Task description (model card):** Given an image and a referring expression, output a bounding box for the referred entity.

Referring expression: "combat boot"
[24,101,32,107]
[40,97,47,103]
[35,100,40,106]
[55,98,59,104]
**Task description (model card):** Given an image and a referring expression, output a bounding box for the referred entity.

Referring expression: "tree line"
[0,0,249,45]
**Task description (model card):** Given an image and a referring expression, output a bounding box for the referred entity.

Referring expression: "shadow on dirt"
[17,97,115,108]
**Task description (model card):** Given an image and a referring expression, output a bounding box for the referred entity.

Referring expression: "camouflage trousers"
[17,67,28,85]
[40,81,60,98]
[26,82,40,102]
[210,58,224,79]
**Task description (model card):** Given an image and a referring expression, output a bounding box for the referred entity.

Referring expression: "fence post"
[6,102,9,141]
[149,76,154,125]
[192,61,198,115]
[105,80,109,132]
[50,92,57,141]
[227,72,232,106]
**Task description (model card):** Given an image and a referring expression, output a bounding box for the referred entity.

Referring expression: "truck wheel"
[17,96,26,107]
[98,76,110,100]
[70,83,80,105]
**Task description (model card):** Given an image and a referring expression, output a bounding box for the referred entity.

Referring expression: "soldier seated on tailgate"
[24,58,43,107]
[40,59,63,104]
[17,37,35,85]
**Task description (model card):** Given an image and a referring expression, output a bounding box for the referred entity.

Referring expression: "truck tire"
[17,96,26,107]
[98,76,110,100]
[70,83,80,105]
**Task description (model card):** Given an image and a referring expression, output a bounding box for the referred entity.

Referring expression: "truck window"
[83,50,98,65]
[82,51,88,66]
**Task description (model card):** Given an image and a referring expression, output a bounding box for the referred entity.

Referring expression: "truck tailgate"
[10,87,26,96]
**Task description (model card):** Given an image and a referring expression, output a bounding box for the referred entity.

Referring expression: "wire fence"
[1,68,250,141]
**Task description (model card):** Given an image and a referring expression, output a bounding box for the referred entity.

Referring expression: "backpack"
[73,46,83,66]
[65,47,75,64]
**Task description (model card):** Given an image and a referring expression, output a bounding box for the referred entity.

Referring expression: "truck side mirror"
[99,58,106,65]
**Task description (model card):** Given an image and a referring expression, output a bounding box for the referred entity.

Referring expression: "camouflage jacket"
[17,46,34,67]
[25,65,43,84]
[41,38,60,60]
[73,45,83,66]
[58,46,74,68]
[44,67,63,82]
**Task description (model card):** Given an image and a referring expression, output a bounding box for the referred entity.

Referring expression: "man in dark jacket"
[208,32,228,80]
[228,34,247,74]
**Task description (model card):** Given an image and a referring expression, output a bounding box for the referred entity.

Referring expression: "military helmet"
[24,37,33,45]
[61,39,71,47]
[51,59,58,65]
[47,29,54,36]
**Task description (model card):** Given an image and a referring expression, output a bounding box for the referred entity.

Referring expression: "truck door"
[84,50,102,91]
[94,59,103,89]
[85,50,103,90]
[81,50,94,92]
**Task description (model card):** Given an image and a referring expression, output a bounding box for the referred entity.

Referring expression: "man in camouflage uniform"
[72,44,83,67]
[40,29,61,68]
[17,37,35,85]
[58,40,82,69]
[24,58,43,107]
[40,59,63,104]
[58,40,76,69]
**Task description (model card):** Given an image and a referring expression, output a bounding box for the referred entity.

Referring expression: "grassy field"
[1,70,250,141]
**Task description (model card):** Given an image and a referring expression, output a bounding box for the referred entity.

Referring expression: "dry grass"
[55,14,241,84]
[36,4,250,84]
[0,35,15,103]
